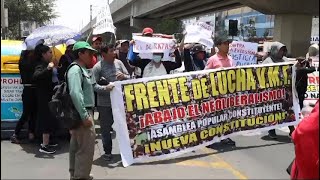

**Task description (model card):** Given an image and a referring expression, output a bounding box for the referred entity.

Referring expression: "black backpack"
[48,63,84,130]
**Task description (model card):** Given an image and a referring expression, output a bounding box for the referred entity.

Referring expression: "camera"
[98,77,109,85]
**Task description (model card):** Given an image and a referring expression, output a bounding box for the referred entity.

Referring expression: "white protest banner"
[93,4,115,35]
[133,36,176,61]
[184,22,213,48]
[110,62,300,167]
[305,57,319,103]
[229,41,258,66]
[132,33,174,39]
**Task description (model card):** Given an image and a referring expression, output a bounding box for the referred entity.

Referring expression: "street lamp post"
[90,4,92,29]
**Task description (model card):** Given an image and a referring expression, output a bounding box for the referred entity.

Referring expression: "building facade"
[20,21,40,37]
[183,6,319,44]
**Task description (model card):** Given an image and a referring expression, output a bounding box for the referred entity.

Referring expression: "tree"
[155,19,183,35]
[239,18,257,42]
[5,0,57,39]
[246,19,257,38]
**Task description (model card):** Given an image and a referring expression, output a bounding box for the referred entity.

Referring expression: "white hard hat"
[66,39,76,47]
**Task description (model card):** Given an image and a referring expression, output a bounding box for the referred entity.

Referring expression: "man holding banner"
[127,27,182,78]
[205,34,234,70]
[205,33,236,146]
[93,44,130,161]
[127,27,154,78]
[183,44,208,72]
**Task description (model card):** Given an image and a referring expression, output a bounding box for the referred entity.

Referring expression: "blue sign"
[1,74,23,122]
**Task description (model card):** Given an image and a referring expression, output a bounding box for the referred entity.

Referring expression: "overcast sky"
[53,0,113,32]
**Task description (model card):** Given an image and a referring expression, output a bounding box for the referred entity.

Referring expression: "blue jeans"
[97,106,114,154]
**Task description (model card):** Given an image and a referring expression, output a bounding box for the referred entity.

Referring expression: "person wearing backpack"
[92,44,130,161]
[67,41,97,180]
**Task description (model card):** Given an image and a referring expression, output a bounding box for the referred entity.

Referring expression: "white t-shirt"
[143,62,167,78]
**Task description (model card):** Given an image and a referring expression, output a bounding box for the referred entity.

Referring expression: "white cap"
[66,39,76,47]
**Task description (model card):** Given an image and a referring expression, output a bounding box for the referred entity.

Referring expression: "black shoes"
[10,135,21,144]
[102,154,112,161]
[220,138,236,145]
[39,144,56,154]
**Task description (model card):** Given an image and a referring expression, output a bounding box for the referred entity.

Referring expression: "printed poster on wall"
[110,62,300,167]
[1,74,23,122]
[229,41,258,66]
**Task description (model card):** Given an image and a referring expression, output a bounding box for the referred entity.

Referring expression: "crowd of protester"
[9,26,319,180]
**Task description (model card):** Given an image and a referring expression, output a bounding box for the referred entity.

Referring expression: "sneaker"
[39,144,56,154]
[10,135,20,144]
[102,154,112,161]
[268,132,278,139]
[220,138,236,145]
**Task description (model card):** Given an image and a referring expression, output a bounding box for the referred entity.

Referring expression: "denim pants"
[97,106,114,154]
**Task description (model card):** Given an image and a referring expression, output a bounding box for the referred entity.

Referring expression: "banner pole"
[86,29,93,43]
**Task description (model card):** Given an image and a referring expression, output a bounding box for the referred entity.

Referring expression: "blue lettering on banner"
[1,74,23,122]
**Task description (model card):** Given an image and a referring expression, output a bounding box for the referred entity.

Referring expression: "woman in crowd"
[10,50,37,144]
[115,40,134,76]
[295,57,317,110]
[57,39,76,82]
[183,44,208,72]
[33,43,59,154]
[262,42,295,139]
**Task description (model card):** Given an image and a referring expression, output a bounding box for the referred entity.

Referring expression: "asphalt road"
[1,122,294,179]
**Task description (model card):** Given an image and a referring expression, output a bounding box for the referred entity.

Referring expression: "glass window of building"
[182,7,318,45]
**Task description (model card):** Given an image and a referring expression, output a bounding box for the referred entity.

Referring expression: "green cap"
[72,41,97,52]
